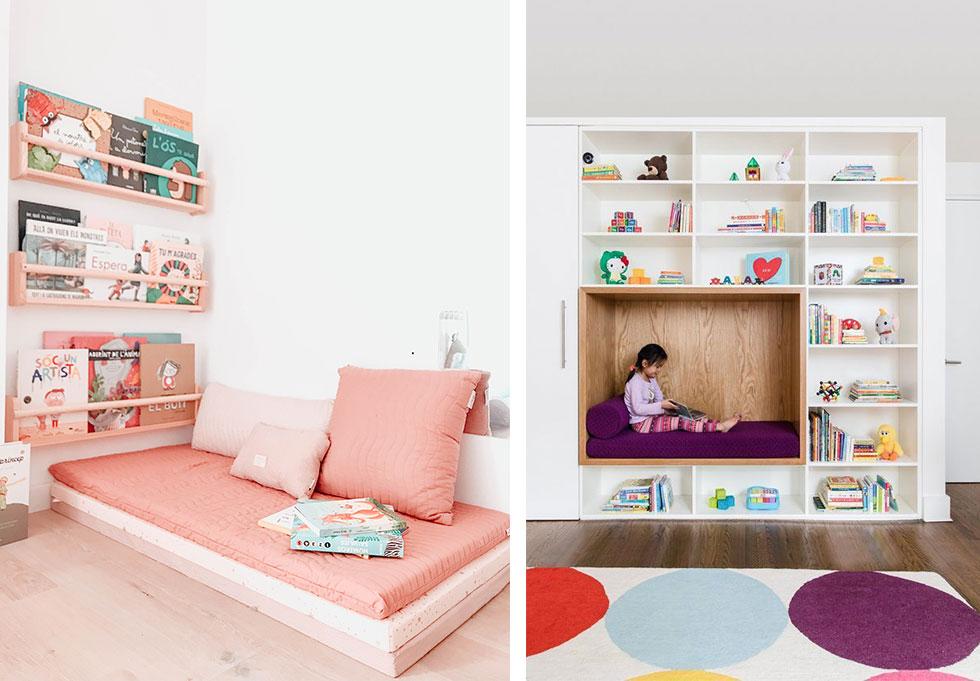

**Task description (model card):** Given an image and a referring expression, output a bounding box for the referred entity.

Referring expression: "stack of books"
[816,476,865,510]
[667,200,693,233]
[608,211,642,233]
[657,270,685,285]
[809,408,880,462]
[831,164,876,181]
[849,379,902,403]
[809,202,887,233]
[718,208,784,233]
[602,476,673,513]
[259,498,408,558]
[582,164,622,181]
[842,327,869,344]
[855,256,905,285]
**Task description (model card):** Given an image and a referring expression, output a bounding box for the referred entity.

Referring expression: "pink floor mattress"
[49,445,510,621]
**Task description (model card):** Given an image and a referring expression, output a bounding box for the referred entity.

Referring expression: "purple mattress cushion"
[587,417,800,460]
[586,395,631,439]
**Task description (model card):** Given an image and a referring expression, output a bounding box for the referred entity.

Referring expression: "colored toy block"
[707,488,735,510]
[716,495,735,510]
[627,267,652,285]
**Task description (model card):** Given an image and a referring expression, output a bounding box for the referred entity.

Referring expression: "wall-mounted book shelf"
[8,122,209,215]
[8,252,207,312]
[4,391,202,448]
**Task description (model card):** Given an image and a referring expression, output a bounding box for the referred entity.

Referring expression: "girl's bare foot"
[717,414,742,433]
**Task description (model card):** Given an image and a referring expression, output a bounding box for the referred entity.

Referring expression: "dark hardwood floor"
[528,483,980,608]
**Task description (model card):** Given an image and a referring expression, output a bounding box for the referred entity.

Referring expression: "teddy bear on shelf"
[876,424,904,461]
[637,155,668,181]
[875,308,900,344]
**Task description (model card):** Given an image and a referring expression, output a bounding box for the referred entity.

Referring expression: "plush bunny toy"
[774,148,793,181]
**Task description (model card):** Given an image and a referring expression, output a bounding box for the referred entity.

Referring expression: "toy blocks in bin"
[627,268,652,285]
[609,211,643,233]
[708,488,735,510]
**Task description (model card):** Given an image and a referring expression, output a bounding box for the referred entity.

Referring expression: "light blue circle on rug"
[605,569,788,669]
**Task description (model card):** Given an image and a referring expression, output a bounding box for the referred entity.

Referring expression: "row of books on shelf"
[667,200,693,233]
[19,83,199,203]
[259,498,407,558]
[809,408,880,462]
[16,332,194,443]
[808,304,869,344]
[19,201,203,306]
[809,202,887,233]
[814,475,898,513]
[717,208,784,233]
[602,476,674,513]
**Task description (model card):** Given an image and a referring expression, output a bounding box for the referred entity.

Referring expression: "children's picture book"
[144,130,199,203]
[146,241,204,305]
[18,200,80,248]
[22,218,108,300]
[84,245,149,303]
[139,344,196,426]
[143,97,193,134]
[665,400,706,421]
[132,224,201,251]
[71,336,143,432]
[107,115,150,191]
[289,515,405,558]
[16,349,89,441]
[18,83,110,182]
[293,498,408,537]
[258,506,311,535]
[0,443,31,547]
[745,249,790,285]
[124,333,182,344]
[42,331,113,349]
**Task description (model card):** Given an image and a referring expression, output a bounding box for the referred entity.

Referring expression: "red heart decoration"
[752,257,782,282]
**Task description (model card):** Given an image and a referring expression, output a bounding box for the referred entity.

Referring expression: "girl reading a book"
[625,343,740,434]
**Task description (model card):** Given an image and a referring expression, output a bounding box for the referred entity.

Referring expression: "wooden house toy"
[745,157,761,181]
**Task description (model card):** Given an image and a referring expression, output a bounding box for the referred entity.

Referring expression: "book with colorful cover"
[42,331,113,349]
[17,83,110,182]
[83,245,149,303]
[18,200,80,248]
[22,218,108,300]
[71,336,143,432]
[293,498,408,538]
[146,241,203,305]
[15,349,89,441]
[289,516,405,558]
[107,114,150,191]
[138,344,196,426]
[144,130,199,203]
[258,502,397,536]
[0,443,31,547]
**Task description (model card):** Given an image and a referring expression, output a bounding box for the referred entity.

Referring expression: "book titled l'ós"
[144,130,199,203]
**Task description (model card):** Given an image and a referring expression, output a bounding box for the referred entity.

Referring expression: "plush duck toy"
[876,423,903,461]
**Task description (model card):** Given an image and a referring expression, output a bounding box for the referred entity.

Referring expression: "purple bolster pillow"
[586,395,630,439]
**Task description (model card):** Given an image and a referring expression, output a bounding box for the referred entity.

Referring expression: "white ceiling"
[528,0,980,161]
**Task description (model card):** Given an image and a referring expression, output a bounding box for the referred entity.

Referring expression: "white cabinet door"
[946,199,980,482]
[527,125,580,519]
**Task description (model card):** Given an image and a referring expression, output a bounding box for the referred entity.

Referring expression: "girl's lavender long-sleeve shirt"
[624,373,666,424]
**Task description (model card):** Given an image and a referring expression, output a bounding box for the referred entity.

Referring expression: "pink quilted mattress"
[49,445,509,620]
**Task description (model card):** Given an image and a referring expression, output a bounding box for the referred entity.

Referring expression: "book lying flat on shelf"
[848,380,902,402]
[16,349,89,441]
[293,498,408,537]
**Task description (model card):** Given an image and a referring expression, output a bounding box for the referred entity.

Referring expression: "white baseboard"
[922,493,952,522]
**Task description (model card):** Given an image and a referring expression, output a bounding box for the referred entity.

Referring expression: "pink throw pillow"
[318,366,482,524]
[230,423,330,499]
[463,371,492,436]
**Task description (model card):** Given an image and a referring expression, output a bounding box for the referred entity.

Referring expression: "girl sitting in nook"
[624,343,740,434]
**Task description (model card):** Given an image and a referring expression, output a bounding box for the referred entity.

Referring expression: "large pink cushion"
[319,367,482,525]
[192,383,333,457]
[49,445,509,620]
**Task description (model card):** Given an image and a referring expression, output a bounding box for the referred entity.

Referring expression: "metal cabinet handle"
[560,299,567,369]
[946,359,963,365]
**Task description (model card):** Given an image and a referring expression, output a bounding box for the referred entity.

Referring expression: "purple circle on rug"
[789,571,980,669]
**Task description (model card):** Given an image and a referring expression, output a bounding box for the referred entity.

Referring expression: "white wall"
[527,0,980,161]
[200,3,509,399]
[6,0,208,509]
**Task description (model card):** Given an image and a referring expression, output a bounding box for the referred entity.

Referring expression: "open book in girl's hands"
[665,401,706,421]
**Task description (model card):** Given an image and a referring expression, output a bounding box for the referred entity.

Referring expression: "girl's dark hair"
[626,343,668,383]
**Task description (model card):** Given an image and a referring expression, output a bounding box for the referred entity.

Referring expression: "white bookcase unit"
[527,118,946,522]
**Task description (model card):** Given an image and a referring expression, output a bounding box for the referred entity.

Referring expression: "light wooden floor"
[0,511,509,681]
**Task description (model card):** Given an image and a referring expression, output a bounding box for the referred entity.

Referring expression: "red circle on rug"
[527,567,609,656]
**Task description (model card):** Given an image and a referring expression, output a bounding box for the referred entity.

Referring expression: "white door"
[946,198,980,481]
[527,125,580,519]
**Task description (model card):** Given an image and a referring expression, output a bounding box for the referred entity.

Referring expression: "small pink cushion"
[318,366,482,525]
[463,371,492,436]
[230,423,329,498]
